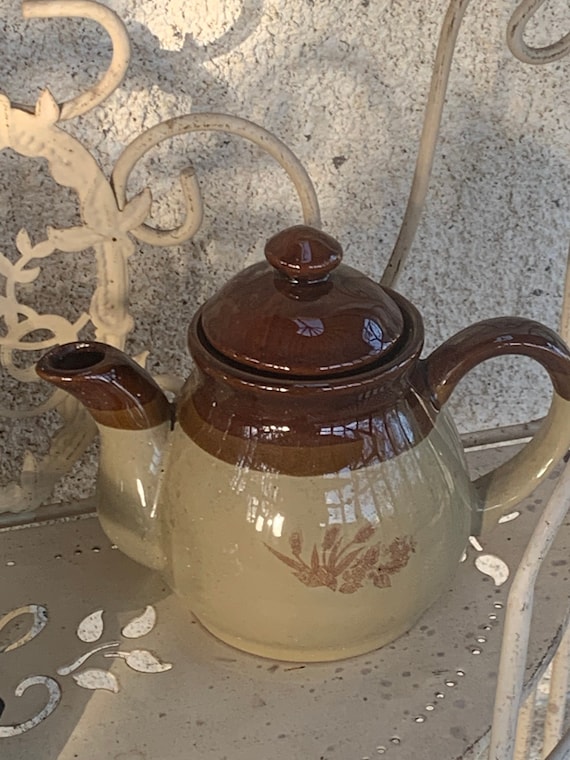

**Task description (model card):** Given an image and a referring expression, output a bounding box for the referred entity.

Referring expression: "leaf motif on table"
[498,511,521,524]
[107,649,172,673]
[57,642,120,676]
[77,609,104,642]
[121,606,156,639]
[0,676,61,737]
[0,605,49,653]
[72,669,119,693]
[475,554,509,587]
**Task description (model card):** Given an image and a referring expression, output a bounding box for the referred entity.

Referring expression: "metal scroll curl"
[0,85,150,512]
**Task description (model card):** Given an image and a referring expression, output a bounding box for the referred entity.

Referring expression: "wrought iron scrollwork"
[0,1,320,514]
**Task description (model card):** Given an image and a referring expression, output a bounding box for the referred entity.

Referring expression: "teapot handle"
[419,317,570,535]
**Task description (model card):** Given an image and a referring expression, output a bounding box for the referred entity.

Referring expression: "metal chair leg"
[542,626,570,758]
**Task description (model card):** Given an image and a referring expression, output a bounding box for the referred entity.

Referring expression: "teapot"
[36,225,570,662]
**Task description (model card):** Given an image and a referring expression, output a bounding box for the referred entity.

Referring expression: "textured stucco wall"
[0,0,569,504]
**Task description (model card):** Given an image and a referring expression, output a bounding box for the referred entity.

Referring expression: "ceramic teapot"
[36,226,570,662]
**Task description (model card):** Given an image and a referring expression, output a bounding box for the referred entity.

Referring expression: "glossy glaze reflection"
[162,411,472,660]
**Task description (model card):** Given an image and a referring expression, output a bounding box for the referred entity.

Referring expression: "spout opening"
[36,342,110,380]
[51,347,106,372]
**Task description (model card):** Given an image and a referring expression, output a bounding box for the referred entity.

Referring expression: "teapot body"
[160,357,473,661]
[35,227,570,662]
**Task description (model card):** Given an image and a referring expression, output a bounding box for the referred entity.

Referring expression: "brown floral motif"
[264,524,416,593]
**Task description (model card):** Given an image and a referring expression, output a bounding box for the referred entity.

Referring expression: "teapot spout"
[36,341,172,431]
[36,342,172,570]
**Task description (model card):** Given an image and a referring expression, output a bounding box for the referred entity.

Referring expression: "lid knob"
[265,225,343,282]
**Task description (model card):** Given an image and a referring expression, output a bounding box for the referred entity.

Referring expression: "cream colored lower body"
[162,411,473,661]
[96,422,170,571]
[93,396,570,661]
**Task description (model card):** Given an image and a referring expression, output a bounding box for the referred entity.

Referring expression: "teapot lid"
[199,225,405,377]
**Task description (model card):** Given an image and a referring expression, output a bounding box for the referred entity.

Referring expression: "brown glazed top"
[200,225,405,376]
[183,288,431,475]
[184,226,432,475]
[183,227,570,476]
[35,227,570,477]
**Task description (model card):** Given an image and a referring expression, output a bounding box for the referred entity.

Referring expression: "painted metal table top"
[1,445,568,760]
